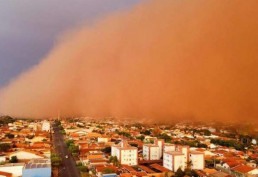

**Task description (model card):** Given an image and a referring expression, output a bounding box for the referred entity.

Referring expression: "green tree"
[9,156,18,163]
[103,168,115,174]
[136,135,145,141]
[65,140,74,147]
[109,156,120,167]
[141,130,151,135]
[51,153,62,167]
[68,144,79,154]
[203,129,211,136]
[175,167,185,177]
[102,147,111,153]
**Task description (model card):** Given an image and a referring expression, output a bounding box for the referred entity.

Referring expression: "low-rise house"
[0,163,24,177]
[8,150,45,161]
[95,165,117,177]
[98,137,110,143]
[0,171,12,177]
[232,165,258,177]
[0,155,7,163]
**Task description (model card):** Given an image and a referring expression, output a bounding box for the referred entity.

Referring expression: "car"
[65,155,68,159]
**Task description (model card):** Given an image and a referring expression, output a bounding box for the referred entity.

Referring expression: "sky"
[0,0,140,87]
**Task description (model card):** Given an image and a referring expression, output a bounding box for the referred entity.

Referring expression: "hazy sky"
[1,0,257,122]
[0,0,140,87]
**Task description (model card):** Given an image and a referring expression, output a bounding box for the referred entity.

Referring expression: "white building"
[8,150,45,160]
[143,144,159,160]
[0,155,6,163]
[0,163,24,177]
[111,140,138,166]
[156,139,164,159]
[143,139,164,160]
[163,145,201,172]
[164,143,176,153]
[177,145,190,164]
[163,151,185,172]
[189,151,204,170]
[41,121,50,132]
[98,137,110,143]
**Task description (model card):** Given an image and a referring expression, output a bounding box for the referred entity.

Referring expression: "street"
[52,124,81,177]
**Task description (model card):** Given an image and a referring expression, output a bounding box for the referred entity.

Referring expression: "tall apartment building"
[189,151,205,170]
[163,144,204,171]
[143,144,159,160]
[163,151,185,172]
[163,143,176,153]
[111,140,138,166]
[143,139,164,160]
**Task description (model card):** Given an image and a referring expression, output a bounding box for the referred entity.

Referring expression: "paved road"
[52,124,81,177]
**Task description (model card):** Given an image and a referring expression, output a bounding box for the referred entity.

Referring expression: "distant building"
[41,121,50,132]
[98,137,110,143]
[111,140,138,166]
[22,159,51,177]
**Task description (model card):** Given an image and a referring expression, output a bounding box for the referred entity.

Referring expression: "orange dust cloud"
[0,0,258,123]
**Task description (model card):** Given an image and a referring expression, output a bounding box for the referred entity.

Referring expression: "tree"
[76,162,89,172]
[65,140,74,147]
[109,156,120,167]
[141,130,151,135]
[9,156,18,163]
[0,116,15,125]
[203,129,211,136]
[51,153,62,167]
[68,144,79,154]
[0,143,11,152]
[158,133,172,143]
[136,135,145,141]
[5,133,14,139]
[103,168,115,174]
[102,147,111,153]
[175,167,184,177]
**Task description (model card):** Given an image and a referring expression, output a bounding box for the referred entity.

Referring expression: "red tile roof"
[232,165,255,173]
[0,171,12,177]
[150,163,170,172]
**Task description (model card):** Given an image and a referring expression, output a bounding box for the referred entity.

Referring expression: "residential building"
[189,151,205,170]
[8,150,45,161]
[143,144,159,160]
[163,151,185,172]
[41,121,50,132]
[163,144,176,153]
[111,140,138,166]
